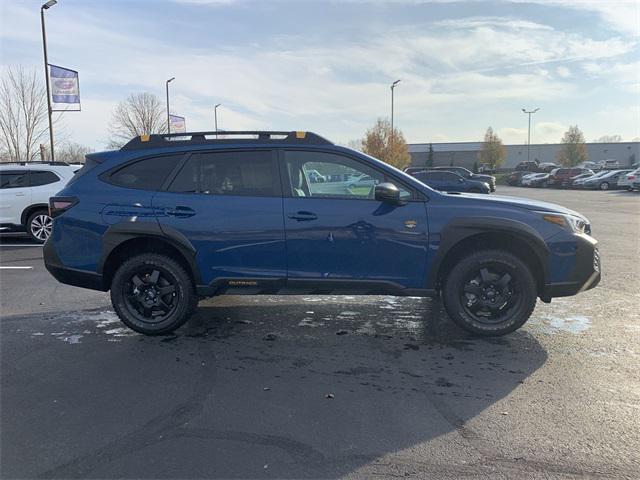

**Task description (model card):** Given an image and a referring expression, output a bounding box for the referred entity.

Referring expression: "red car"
[547,168,592,188]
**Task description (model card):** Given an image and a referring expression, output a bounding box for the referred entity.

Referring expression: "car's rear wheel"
[110,253,197,335]
[442,250,537,336]
[469,188,481,193]
[27,210,52,243]
[600,182,610,190]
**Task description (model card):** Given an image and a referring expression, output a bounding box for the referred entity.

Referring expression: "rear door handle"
[288,211,318,221]
[165,206,196,218]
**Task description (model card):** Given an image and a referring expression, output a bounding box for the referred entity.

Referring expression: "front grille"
[593,248,600,273]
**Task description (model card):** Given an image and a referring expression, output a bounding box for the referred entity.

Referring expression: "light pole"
[522,107,540,163]
[166,77,175,134]
[214,103,221,133]
[390,79,401,137]
[41,0,57,161]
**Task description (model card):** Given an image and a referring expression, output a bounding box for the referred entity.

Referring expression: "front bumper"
[43,239,107,291]
[542,234,601,299]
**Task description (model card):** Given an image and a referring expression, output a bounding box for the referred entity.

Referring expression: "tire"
[442,250,537,336]
[27,209,53,243]
[600,182,609,190]
[110,253,198,335]
[469,188,481,193]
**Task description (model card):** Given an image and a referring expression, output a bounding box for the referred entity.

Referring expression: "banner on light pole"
[49,64,81,112]
[169,115,186,133]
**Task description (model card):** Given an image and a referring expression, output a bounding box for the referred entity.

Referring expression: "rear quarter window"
[29,170,60,187]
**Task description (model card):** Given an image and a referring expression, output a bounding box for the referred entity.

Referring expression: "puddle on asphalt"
[528,299,592,335]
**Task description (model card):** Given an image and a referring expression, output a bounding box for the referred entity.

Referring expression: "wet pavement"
[1,187,639,479]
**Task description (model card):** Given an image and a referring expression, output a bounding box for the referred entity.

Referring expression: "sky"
[1,0,639,151]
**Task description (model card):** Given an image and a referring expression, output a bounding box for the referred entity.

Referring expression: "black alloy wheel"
[110,253,197,335]
[442,250,537,336]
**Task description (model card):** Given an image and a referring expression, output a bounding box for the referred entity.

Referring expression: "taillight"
[49,196,78,218]
[630,175,636,180]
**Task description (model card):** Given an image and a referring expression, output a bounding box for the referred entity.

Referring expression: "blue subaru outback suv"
[44,131,600,336]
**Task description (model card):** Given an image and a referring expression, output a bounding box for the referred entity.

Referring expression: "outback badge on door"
[404,220,417,229]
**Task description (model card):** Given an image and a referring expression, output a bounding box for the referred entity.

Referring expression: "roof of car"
[0,162,78,171]
[120,131,333,151]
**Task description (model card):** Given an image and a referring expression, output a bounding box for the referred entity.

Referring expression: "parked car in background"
[547,168,592,188]
[521,173,550,187]
[572,170,609,188]
[577,161,599,170]
[425,166,496,192]
[507,170,533,186]
[515,161,540,172]
[617,169,640,191]
[582,170,633,190]
[538,162,559,173]
[412,170,490,193]
[0,162,79,243]
[596,159,620,170]
[567,170,595,187]
[403,166,428,176]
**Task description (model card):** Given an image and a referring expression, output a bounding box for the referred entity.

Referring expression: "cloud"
[1,1,637,148]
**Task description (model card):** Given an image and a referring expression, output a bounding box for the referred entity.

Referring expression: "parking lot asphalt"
[1,186,639,479]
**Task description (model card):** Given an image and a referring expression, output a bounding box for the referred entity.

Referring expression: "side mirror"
[374,182,405,205]
[458,178,464,183]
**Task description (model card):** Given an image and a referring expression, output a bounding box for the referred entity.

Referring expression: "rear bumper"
[43,239,107,291]
[542,235,601,299]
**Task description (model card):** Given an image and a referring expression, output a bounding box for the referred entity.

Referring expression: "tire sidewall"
[442,250,537,336]
[110,254,196,335]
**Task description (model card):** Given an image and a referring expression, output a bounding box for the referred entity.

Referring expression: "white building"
[408,142,640,170]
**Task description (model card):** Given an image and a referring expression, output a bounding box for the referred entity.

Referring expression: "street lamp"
[522,107,540,163]
[41,0,57,160]
[390,79,401,137]
[214,103,221,133]
[166,77,175,134]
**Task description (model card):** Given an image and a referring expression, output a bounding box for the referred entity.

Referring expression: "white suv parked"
[0,162,79,242]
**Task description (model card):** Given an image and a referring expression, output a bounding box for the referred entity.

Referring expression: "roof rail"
[0,161,71,166]
[120,131,333,151]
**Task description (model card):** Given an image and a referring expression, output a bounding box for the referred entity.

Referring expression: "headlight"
[538,211,589,234]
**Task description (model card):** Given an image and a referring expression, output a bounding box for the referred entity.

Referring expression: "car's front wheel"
[27,210,53,243]
[110,253,198,335]
[600,182,610,190]
[442,250,537,336]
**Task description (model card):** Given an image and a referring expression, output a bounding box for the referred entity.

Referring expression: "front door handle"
[165,206,196,218]
[288,211,318,221]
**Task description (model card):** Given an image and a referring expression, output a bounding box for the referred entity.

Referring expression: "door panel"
[153,150,286,285]
[281,150,429,289]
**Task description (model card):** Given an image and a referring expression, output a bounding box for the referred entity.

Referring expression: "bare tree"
[0,66,50,162]
[57,142,94,163]
[108,92,167,148]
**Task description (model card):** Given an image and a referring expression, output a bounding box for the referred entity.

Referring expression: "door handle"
[165,206,196,218]
[15,192,25,197]
[288,211,318,221]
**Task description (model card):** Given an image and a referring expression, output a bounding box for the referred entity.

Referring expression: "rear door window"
[108,155,182,190]
[168,150,279,197]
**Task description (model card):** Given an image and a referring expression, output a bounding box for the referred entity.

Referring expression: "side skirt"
[196,277,437,298]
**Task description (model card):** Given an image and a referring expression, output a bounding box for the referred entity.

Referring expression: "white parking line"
[0,266,33,270]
